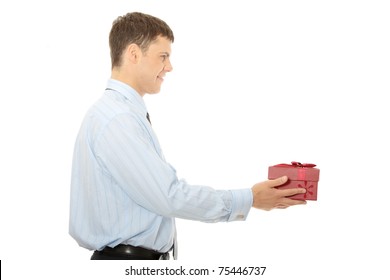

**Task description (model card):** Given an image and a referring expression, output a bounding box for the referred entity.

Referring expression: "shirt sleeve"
[228,189,253,222]
[94,113,253,223]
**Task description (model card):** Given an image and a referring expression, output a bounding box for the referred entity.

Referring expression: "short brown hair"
[109,12,174,69]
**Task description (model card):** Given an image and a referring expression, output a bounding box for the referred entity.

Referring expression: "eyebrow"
[160,52,170,57]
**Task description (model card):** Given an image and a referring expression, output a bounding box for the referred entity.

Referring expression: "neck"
[111,68,144,97]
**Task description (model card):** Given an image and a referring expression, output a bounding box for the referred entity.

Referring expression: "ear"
[124,43,141,64]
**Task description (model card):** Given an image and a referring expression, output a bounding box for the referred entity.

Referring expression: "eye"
[160,53,170,62]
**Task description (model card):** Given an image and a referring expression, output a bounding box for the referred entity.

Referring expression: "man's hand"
[252,176,306,210]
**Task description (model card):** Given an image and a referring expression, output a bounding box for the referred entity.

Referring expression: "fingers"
[268,176,289,188]
[279,186,307,197]
[251,177,307,211]
[268,176,307,197]
[276,198,307,209]
[270,177,307,208]
[273,188,307,209]
[275,196,307,209]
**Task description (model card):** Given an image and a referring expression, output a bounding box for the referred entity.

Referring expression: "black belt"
[100,244,169,260]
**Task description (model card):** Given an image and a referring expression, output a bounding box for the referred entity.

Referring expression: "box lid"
[268,162,320,181]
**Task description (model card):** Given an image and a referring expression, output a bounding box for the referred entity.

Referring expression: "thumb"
[269,176,288,188]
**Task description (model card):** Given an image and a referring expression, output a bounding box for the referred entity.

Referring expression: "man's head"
[109,12,175,95]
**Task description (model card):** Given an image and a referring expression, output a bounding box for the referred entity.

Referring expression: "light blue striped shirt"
[69,79,253,253]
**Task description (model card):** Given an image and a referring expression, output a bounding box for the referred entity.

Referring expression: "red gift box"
[268,161,320,200]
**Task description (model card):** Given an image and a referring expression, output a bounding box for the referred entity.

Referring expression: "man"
[69,12,306,260]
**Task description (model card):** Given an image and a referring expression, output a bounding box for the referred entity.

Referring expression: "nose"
[164,58,173,72]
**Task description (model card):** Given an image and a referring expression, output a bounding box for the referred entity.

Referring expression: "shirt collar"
[106,78,148,114]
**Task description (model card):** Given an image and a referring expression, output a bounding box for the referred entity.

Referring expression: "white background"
[1,0,389,279]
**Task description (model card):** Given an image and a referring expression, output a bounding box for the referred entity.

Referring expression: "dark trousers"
[90,244,170,260]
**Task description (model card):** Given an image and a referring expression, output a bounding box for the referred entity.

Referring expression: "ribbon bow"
[276,161,316,168]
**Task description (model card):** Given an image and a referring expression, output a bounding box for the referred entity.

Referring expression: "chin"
[148,87,162,94]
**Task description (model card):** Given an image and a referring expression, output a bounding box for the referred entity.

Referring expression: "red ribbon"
[275,161,316,168]
[274,161,316,180]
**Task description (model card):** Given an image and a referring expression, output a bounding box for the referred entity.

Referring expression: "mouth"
[157,72,166,81]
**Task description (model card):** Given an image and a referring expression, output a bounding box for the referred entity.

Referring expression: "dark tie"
[146,112,151,124]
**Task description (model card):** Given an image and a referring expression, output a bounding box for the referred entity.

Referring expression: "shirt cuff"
[227,189,253,222]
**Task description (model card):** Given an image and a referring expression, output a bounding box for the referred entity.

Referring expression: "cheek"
[140,65,156,80]
[144,62,160,75]
[139,60,164,83]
